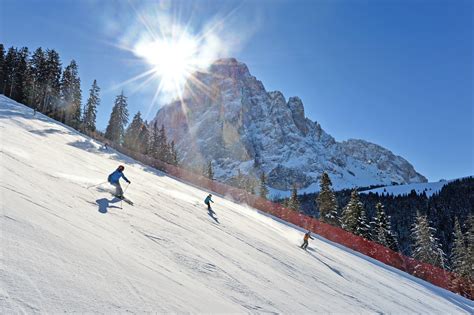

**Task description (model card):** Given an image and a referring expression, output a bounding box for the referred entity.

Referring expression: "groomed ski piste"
[1,95,472,313]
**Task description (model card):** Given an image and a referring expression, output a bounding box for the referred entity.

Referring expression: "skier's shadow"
[96,198,121,214]
[208,208,219,224]
[307,248,344,278]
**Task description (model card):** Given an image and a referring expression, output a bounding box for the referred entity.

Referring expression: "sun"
[109,1,242,113]
[134,33,201,99]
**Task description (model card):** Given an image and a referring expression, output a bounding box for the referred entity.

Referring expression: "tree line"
[289,174,473,281]
[0,43,178,166]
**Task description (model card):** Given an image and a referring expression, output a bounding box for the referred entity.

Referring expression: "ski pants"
[205,201,211,210]
[110,182,123,197]
[301,240,309,249]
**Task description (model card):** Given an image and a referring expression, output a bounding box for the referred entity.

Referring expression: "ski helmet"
[118,165,125,171]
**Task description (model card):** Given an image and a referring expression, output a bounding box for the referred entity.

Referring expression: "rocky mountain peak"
[154,58,427,193]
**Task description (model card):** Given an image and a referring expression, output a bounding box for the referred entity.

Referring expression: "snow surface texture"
[154,58,427,193]
[360,179,469,197]
[1,95,472,313]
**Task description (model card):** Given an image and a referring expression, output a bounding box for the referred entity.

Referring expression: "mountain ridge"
[154,58,427,192]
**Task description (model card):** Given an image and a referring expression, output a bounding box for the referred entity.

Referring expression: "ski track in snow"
[0,95,473,313]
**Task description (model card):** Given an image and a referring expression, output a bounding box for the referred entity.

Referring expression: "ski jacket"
[304,233,314,241]
[108,170,129,184]
[204,196,214,204]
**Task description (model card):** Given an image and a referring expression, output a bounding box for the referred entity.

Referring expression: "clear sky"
[1,0,472,181]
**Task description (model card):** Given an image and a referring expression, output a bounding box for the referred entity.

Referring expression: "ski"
[111,194,134,206]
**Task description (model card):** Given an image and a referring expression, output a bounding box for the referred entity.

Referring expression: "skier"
[204,194,214,210]
[300,231,314,250]
[108,165,130,199]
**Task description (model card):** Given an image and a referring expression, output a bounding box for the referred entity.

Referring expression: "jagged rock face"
[154,58,427,191]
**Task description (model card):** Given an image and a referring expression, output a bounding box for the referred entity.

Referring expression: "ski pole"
[123,182,131,195]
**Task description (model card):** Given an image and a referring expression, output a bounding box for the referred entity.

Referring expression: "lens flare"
[134,33,200,96]
[101,1,258,118]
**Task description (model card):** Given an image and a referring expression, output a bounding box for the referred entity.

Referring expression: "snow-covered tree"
[316,172,339,226]
[341,190,364,233]
[259,172,269,199]
[83,79,100,132]
[451,218,469,276]
[288,184,300,212]
[467,216,474,277]
[0,44,5,94]
[411,212,446,269]
[355,206,371,239]
[105,91,129,144]
[372,203,398,250]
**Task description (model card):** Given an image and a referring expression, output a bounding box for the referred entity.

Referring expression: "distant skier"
[108,165,130,198]
[300,231,314,250]
[204,194,214,210]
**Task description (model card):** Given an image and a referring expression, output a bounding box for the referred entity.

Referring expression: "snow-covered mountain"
[154,58,427,192]
[360,177,472,197]
[1,96,471,313]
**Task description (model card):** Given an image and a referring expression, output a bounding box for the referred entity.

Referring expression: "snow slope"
[360,178,471,197]
[1,95,472,313]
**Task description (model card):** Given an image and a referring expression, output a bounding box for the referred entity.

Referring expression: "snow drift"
[1,95,472,313]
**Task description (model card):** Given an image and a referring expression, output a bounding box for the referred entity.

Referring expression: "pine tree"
[41,49,62,116]
[27,47,47,109]
[316,172,339,226]
[105,91,129,144]
[124,112,144,151]
[341,190,364,233]
[60,60,82,127]
[137,122,150,155]
[467,216,474,277]
[259,172,269,199]
[83,80,100,132]
[355,206,371,239]
[288,184,300,212]
[149,122,170,162]
[150,121,160,159]
[245,180,256,195]
[158,124,170,162]
[207,161,214,180]
[3,47,17,97]
[0,44,5,94]
[411,212,446,269]
[451,218,469,276]
[235,169,244,189]
[372,202,398,250]
[169,141,179,166]
[12,47,29,103]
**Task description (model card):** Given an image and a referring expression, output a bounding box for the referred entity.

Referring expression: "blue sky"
[1,0,472,181]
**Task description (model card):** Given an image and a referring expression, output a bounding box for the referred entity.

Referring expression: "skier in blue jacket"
[108,165,130,198]
[204,194,214,210]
